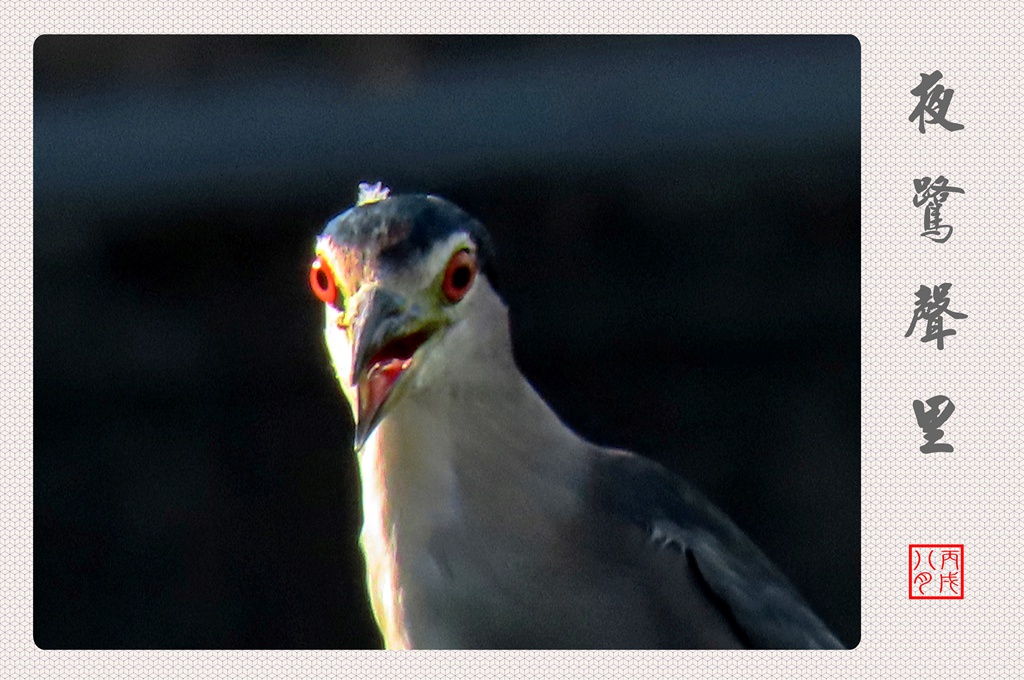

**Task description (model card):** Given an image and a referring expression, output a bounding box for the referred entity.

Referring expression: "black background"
[34,35,860,649]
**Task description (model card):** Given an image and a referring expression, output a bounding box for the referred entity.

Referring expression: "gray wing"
[587,447,845,649]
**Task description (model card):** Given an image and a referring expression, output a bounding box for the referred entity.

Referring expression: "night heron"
[309,183,844,650]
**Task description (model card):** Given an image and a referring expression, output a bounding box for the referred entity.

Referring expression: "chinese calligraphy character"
[905,283,967,349]
[909,70,964,133]
[909,544,964,599]
[939,571,961,595]
[913,176,964,243]
[913,395,955,453]
[940,549,959,571]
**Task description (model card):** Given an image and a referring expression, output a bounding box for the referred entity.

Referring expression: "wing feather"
[588,447,845,649]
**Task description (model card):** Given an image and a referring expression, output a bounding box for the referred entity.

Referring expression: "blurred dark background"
[34,35,860,649]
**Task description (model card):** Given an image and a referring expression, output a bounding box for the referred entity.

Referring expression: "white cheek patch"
[418,232,477,291]
[324,307,358,416]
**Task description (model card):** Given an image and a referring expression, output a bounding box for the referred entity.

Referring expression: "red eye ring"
[310,255,338,306]
[442,249,477,303]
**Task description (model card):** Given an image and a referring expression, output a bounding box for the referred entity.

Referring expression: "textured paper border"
[7,2,1023,677]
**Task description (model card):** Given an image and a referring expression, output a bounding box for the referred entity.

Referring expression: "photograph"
[33,35,860,649]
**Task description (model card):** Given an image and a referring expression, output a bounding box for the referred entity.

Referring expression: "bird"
[308,182,845,650]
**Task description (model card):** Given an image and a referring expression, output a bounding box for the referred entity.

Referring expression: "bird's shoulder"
[584,446,844,649]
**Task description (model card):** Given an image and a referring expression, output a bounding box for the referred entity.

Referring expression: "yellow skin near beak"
[316,233,475,450]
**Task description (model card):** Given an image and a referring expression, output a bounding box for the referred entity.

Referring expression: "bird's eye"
[310,255,338,307]
[442,249,477,303]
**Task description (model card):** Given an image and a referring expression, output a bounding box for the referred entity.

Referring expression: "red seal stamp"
[909,544,964,599]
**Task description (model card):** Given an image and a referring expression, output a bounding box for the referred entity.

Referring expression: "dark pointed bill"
[351,288,437,449]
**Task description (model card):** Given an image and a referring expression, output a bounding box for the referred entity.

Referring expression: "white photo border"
[7,2,1022,677]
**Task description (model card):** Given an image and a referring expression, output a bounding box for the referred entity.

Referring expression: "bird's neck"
[357,293,586,548]
[353,285,590,648]
[358,301,587,527]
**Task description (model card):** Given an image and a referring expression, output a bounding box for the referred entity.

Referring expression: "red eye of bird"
[442,249,477,303]
[309,255,338,306]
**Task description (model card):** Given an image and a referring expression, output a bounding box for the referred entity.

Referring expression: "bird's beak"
[350,287,442,450]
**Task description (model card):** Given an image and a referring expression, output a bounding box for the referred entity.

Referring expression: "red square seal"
[909,544,964,599]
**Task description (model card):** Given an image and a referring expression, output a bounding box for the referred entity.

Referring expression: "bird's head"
[310,183,502,450]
